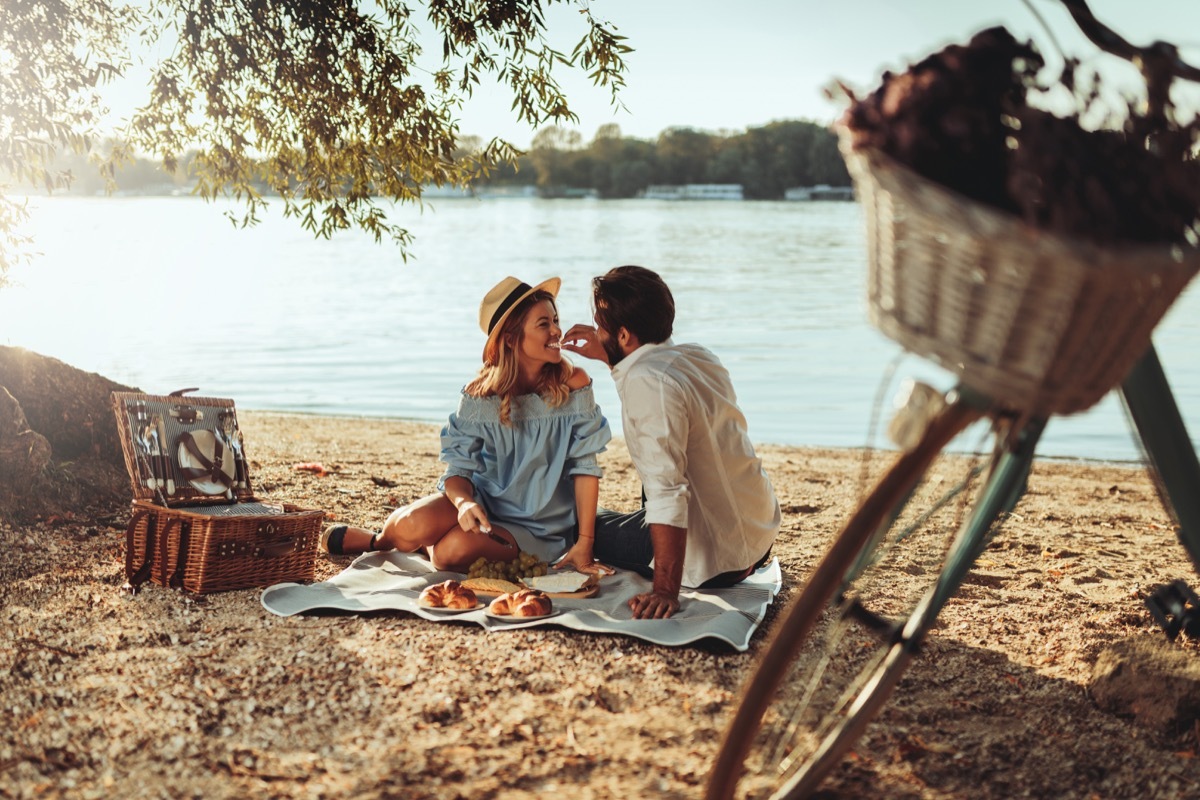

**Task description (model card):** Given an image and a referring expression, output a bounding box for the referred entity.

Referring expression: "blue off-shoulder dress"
[437,383,612,563]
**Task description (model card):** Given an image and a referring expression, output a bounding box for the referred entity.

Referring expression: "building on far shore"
[537,186,600,199]
[473,185,539,199]
[421,184,475,199]
[642,184,744,201]
[784,184,855,201]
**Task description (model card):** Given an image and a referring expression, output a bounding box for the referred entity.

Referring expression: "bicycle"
[704,3,1200,798]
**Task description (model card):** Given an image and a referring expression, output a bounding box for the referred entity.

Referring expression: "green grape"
[467,550,548,581]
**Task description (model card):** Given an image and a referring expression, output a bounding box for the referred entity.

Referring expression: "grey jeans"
[591,507,770,589]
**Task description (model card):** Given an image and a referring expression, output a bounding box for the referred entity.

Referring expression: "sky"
[445,0,1200,147]
[97,0,1200,149]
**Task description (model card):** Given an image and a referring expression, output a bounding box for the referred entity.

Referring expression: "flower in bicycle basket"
[840,25,1200,247]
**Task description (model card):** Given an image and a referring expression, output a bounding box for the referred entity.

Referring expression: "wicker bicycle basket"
[839,128,1200,416]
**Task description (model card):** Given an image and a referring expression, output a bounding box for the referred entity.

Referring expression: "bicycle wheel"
[706,397,988,800]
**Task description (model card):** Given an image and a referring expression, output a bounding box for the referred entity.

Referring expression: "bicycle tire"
[706,399,983,800]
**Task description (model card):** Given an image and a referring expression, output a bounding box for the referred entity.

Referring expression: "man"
[563,265,780,619]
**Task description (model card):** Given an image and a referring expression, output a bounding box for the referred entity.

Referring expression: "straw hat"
[479,275,561,362]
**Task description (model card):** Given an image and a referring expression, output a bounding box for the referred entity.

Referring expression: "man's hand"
[631,522,687,619]
[629,590,680,619]
[561,324,610,365]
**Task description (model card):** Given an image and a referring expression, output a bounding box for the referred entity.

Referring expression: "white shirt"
[611,339,781,587]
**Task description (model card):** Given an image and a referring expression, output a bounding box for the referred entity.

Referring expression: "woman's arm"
[442,474,491,535]
[555,474,601,572]
[566,364,591,390]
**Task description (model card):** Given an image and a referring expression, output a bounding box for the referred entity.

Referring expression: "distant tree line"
[472,119,850,199]
[18,119,849,201]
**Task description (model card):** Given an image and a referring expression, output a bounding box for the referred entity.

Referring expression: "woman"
[321,275,612,573]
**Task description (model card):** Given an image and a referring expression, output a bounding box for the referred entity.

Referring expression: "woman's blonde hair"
[465,290,573,425]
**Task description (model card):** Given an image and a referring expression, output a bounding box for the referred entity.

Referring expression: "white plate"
[420,603,483,614]
[177,430,236,496]
[485,610,561,622]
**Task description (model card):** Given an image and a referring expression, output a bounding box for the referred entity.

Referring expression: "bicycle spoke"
[707,402,996,800]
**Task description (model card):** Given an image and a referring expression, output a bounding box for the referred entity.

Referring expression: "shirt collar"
[611,337,673,380]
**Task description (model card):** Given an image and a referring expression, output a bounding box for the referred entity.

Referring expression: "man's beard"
[603,336,625,367]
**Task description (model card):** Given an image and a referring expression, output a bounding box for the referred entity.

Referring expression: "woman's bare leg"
[327,494,459,555]
[378,494,460,552]
[326,495,523,570]
[429,525,519,572]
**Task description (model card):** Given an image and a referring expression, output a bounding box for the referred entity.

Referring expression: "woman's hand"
[561,324,610,365]
[455,500,491,536]
[554,539,613,574]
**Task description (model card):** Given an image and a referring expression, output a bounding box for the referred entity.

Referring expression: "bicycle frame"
[1120,345,1200,575]
[889,342,1200,652]
[707,6,1200,794]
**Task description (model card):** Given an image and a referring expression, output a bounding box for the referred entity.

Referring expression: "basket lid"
[110,390,255,504]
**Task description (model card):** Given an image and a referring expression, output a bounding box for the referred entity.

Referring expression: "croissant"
[419,580,478,609]
[488,589,552,617]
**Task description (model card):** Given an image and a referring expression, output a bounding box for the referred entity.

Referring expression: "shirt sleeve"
[436,412,483,492]
[565,402,612,478]
[623,371,691,528]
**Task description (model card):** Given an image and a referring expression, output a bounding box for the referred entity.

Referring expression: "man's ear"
[617,326,636,353]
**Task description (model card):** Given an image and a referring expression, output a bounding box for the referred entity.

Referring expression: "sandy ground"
[3,410,1199,799]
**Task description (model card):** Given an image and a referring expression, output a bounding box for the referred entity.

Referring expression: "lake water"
[1,195,1197,463]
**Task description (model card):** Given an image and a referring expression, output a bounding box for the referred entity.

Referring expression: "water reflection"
[1,195,1196,462]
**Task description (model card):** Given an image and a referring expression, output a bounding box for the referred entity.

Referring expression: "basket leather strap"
[167,516,188,590]
[158,513,171,586]
[260,538,297,557]
[124,508,154,589]
[177,431,234,488]
[124,508,187,592]
[257,522,296,557]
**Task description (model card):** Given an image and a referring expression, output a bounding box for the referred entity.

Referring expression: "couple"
[322,266,781,620]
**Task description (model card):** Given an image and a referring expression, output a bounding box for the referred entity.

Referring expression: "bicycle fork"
[842,399,1045,652]
[1120,344,1200,576]
[909,415,1046,641]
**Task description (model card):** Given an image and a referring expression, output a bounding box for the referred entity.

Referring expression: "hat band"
[487,281,533,334]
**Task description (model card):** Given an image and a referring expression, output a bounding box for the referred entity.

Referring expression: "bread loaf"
[488,588,552,617]
[419,580,478,609]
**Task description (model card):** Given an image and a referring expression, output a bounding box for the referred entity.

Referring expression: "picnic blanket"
[261,551,783,652]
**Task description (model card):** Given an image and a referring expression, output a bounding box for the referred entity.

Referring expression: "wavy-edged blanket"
[261,551,782,652]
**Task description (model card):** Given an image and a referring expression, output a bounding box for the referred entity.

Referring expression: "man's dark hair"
[591,265,675,344]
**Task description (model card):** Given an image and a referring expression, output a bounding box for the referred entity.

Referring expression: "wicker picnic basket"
[111,390,324,594]
[839,128,1200,417]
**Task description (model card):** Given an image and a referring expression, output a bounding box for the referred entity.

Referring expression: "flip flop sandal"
[320,524,379,555]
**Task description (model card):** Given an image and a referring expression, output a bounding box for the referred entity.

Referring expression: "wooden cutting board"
[463,575,601,599]
[469,584,600,600]
[540,583,599,600]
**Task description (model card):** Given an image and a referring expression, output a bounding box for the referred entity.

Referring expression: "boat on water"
[642,183,745,200]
